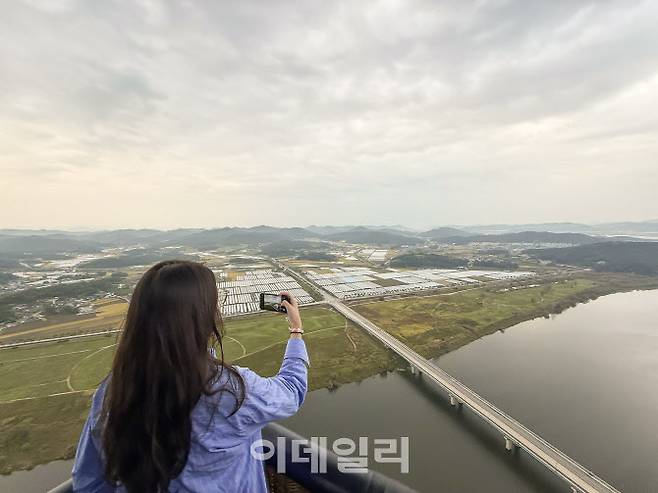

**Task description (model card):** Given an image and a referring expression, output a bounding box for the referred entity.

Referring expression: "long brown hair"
[101,260,244,492]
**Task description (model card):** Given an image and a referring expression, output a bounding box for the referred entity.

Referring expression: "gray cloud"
[1,0,657,229]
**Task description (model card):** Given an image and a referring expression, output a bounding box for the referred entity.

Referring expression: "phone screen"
[262,293,283,312]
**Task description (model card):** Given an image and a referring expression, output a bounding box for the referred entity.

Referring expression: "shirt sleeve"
[71,385,114,492]
[230,338,309,436]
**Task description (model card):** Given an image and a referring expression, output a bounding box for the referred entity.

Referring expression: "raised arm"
[229,292,310,435]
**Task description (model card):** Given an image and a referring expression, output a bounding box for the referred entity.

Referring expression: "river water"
[4,290,657,492]
[435,289,658,492]
[285,289,658,492]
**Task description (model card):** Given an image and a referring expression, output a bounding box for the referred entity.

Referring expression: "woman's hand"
[280,291,302,329]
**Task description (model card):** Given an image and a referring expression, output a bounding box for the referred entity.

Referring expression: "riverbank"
[351,272,658,359]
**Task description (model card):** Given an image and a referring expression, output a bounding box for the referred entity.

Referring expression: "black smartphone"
[259,293,290,313]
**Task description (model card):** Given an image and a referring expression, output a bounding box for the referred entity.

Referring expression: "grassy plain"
[0,306,400,473]
[352,272,658,358]
[0,301,128,344]
[227,308,400,390]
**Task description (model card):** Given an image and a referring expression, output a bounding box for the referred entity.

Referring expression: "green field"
[0,306,401,473]
[0,300,128,344]
[352,273,658,359]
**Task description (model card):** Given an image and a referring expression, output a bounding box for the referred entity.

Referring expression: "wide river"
[285,289,658,492]
[3,289,657,492]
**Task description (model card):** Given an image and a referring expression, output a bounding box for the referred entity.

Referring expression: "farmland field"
[0,301,128,344]
[0,305,400,473]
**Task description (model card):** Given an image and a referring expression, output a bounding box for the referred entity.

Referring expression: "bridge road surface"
[272,260,621,493]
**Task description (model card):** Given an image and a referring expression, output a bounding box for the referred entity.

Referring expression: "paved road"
[273,259,621,493]
[0,329,122,349]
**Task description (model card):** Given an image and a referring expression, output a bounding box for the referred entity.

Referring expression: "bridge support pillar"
[504,436,517,451]
[449,394,463,408]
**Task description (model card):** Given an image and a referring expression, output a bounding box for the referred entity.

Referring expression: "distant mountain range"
[526,242,658,276]
[1,222,657,254]
[322,227,422,246]
[419,227,473,239]
[455,221,658,236]
[305,224,418,235]
[442,231,610,245]
[0,235,103,254]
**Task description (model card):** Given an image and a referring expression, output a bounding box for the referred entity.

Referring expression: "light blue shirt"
[72,338,309,492]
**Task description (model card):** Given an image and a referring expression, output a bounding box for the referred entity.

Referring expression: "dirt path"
[0,389,87,405]
[344,321,357,351]
[233,324,344,362]
[1,348,95,364]
[66,343,117,392]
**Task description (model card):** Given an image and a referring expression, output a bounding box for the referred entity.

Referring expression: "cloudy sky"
[1,0,657,230]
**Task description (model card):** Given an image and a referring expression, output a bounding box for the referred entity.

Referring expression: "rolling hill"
[420,227,472,239]
[441,231,607,245]
[324,228,422,246]
[526,242,658,276]
[0,235,102,254]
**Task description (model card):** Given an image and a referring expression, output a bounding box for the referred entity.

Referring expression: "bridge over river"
[275,260,621,493]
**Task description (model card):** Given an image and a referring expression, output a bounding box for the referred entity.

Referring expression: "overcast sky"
[1,0,657,230]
